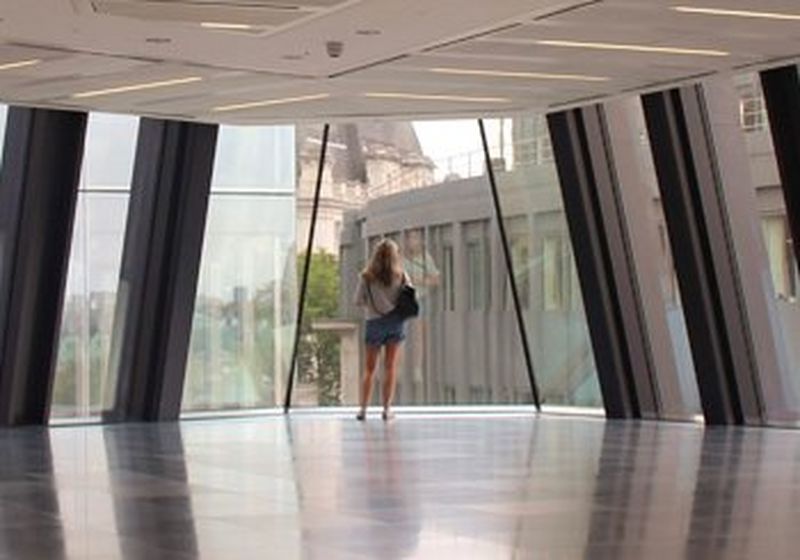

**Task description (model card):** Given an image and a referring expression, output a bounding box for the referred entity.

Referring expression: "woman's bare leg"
[382,342,403,418]
[359,345,381,419]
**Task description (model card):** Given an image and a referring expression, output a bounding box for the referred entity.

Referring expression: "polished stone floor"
[2,412,800,559]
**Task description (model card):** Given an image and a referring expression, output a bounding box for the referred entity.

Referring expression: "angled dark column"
[547,107,655,419]
[478,119,541,409]
[284,124,330,412]
[0,107,87,426]
[760,65,800,268]
[105,119,217,422]
[641,86,763,425]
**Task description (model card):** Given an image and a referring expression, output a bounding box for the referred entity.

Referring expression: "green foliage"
[297,250,342,405]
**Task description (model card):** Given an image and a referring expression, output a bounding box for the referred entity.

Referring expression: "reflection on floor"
[0,412,799,558]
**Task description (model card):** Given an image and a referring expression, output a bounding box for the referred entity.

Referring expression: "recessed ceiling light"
[364,92,510,103]
[72,77,202,99]
[536,39,728,57]
[212,93,331,113]
[429,67,610,82]
[0,59,41,71]
[672,6,800,21]
[201,22,254,30]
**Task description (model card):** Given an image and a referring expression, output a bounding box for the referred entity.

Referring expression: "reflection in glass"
[182,126,297,412]
[52,113,137,419]
[490,115,602,408]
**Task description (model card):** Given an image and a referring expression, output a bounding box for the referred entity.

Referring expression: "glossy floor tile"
[1,412,800,558]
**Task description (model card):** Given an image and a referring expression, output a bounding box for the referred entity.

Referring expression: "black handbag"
[392,283,420,320]
[366,277,419,320]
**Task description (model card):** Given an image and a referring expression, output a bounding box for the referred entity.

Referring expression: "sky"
[413,118,510,180]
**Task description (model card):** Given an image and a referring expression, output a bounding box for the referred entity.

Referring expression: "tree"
[297,250,341,405]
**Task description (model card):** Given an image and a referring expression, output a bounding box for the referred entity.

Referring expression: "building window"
[537,135,554,164]
[515,389,533,404]
[509,236,530,309]
[542,236,564,310]
[442,245,455,311]
[568,249,582,310]
[657,225,679,305]
[762,215,798,300]
[469,385,487,403]
[467,240,490,310]
[740,91,767,132]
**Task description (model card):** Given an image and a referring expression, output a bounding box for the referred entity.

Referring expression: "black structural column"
[547,107,655,419]
[760,65,800,268]
[642,86,762,425]
[105,119,218,423]
[0,107,87,426]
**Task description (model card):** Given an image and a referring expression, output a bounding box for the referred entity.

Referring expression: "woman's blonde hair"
[363,239,402,286]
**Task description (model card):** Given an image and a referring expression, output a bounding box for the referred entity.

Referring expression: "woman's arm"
[353,276,368,307]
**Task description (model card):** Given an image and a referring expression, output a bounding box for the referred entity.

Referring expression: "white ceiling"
[0,0,798,124]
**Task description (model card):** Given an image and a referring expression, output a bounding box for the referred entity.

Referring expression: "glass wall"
[182,125,298,412]
[734,72,800,414]
[0,104,7,151]
[52,113,138,419]
[292,120,539,408]
[622,102,702,417]
[488,116,602,409]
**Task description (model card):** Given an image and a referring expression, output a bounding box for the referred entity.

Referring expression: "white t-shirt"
[353,272,410,320]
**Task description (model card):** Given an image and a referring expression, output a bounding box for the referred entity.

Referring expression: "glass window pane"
[182,125,297,412]
[52,113,137,419]
[490,115,603,410]
[294,121,534,408]
[0,104,7,154]
[735,72,800,418]
[623,101,702,417]
[0,104,8,305]
[211,125,295,192]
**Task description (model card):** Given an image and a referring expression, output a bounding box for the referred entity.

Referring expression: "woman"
[353,239,411,421]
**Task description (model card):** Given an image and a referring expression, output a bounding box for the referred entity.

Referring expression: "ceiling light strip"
[73,77,203,99]
[673,6,800,21]
[365,92,511,103]
[429,67,610,82]
[201,22,255,30]
[536,39,728,57]
[213,93,330,113]
[0,59,41,71]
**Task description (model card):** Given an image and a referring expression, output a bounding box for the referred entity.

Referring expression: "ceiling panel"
[0,0,796,122]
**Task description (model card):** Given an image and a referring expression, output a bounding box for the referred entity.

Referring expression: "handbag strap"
[365,274,407,317]
[365,280,389,317]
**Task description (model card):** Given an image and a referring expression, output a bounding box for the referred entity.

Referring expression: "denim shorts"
[364,315,407,347]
